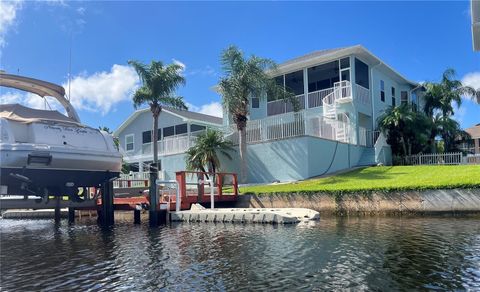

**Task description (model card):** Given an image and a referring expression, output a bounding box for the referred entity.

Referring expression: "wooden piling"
[68,208,75,223]
[149,171,158,226]
[134,209,141,224]
[100,181,114,226]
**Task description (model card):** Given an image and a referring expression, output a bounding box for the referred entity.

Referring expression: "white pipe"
[206,178,214,209]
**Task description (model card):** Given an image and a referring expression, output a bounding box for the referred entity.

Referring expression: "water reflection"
[1,217,479,290]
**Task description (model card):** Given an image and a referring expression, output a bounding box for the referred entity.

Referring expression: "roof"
[114,107,223,136]
[275,45,419,87]
[465,124,480,139]
[0,103,80,125]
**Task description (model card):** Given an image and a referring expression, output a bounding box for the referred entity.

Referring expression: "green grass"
[239,165,480,195]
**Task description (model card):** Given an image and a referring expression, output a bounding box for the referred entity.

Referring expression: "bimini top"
[0,104,81,125]
[0,72,80,122]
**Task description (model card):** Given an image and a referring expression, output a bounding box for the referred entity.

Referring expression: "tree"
[423,69,476,117]
[218,45,295,183]
[185,129,235,178]
[128,60,186,224]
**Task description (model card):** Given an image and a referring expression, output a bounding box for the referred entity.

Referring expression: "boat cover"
[0,104,80,125]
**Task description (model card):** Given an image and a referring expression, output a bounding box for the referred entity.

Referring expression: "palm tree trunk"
[238,127,247,183]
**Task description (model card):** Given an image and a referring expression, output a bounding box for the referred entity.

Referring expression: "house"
[221,45,424,183]
[116,45,425,184]
[462,124,480,154]
[114,107,223,180]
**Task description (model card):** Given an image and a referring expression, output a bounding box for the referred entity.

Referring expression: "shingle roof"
[165,107,222,125]
[465,124,480,138]
[278,46,349,68]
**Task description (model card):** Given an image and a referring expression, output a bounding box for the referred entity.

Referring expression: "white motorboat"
[0,73,121,197]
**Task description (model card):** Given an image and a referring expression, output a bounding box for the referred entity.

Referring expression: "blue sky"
[1,0,479,130]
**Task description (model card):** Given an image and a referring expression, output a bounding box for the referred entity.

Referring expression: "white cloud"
[76,7,85,15]
[172,59,186,73]
[65,64,140,115]
[186,101,223,118]
[462,72,480,90]
[0,0,23,50]
[186,65,217,77]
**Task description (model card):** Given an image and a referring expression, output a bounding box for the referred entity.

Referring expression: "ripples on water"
[1,216,479,291]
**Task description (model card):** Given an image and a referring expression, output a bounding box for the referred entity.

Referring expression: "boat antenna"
[67,34,72,101]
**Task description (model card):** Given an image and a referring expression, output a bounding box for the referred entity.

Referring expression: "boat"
[0,72,121,198]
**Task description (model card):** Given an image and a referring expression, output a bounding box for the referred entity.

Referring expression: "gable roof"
[466,124,480,139]
[114,107,222,136]
[275,45,419,87]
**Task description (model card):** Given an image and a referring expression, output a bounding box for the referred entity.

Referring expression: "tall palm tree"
[423,68,476,117]
[128,60,186,223]
[185,129,235,176]
[218,45,295,183]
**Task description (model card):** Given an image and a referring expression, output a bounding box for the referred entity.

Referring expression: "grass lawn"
[239,165,480,194]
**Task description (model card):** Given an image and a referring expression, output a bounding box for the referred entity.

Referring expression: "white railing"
[113,171,166,189]
[359,127,367,146]
[226,110,354,145]
[267,94,305,116]
[141,134,197,156]
[401,152,463,165]
[355,84,370,106]
[307,88,334,108]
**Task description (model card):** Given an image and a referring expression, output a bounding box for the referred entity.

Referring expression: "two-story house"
[116,45,425,184]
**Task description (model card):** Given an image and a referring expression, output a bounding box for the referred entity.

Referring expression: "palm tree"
[185,129,235,176]
[128,60,186,224]
[423,69,476,117]
[217,45,295,183]
[378,105,415,156]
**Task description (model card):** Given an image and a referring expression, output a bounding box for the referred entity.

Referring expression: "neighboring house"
[472,0,480,51]
[117,45,425,184]
[462,124,480,154]
[114,107,223,180]
[221,45,424,183]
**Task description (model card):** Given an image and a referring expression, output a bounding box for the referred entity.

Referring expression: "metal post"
[134,208,141,224]
[68,207,75,223]
[54,196,61,223]
[207,179,214,209]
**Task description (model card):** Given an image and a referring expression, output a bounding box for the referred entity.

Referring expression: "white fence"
[113,171,166,189]
[226,110,354,145]
[401,152,463,165]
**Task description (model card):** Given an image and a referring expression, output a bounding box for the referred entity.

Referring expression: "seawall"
[235,189,480,215]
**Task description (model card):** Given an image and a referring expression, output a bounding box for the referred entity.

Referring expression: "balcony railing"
[141,133,197,156]
[355,84,370,106]
[267,94,305,116]
[226,110,355,145]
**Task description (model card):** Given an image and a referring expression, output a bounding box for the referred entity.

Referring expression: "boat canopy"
[0,104,81,125]
[0,72,80,122]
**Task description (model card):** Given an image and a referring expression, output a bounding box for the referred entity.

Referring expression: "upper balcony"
[264,56,372,117]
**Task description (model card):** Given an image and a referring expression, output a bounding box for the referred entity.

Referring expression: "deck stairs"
[322,80,352,143]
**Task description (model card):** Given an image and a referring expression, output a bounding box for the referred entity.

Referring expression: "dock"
[169,204,319,224]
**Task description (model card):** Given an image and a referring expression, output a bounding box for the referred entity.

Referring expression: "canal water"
[1,216,479,291]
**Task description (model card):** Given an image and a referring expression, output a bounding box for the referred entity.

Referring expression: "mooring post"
[134,208,141,224]
[149,169,158,226]
[101,181,114,226]
[68,207,75,223]
[54,196,61,223]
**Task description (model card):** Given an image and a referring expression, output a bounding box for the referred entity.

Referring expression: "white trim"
[125,133,134,153]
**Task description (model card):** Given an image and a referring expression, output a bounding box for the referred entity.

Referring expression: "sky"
[0,0,479,131]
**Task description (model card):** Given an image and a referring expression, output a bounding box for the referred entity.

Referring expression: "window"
[340,57,350,69]
[411,92,418,111]
[142,130,152,144]
[163,126,174,137]
[380,80,385,102]
[341,69,350,81]
[125,134,134,152]
[355,58,369,89]
[391,87,396,106]
[284,70,304,95]
[190,124,206,133]
[307,60,340,92]
[175,123,188,135]
[401,91,408,105]
[251,97,260,108]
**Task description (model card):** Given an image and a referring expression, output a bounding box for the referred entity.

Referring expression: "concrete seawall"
[235,189,480,215]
